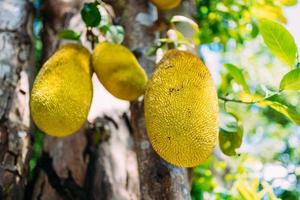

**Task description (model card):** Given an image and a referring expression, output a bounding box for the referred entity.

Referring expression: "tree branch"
[218,96,259,105]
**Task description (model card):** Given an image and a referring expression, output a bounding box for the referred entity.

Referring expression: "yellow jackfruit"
[151,0,181,10]
[92,42,147,101]
[144,50,219,167]
[30,44,93,137]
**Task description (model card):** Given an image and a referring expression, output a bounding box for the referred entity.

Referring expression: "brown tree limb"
[102,0,192,199]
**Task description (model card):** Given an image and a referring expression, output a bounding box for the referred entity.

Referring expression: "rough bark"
[87,114,140,200]
[29,1,140,199]
[131,102,191,200]
[0,0,33,199]
[103,0,191,199]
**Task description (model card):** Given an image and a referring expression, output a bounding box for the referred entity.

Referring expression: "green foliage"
[280,68,300,90]
[278,190,300,199]
[190,1,300,199]
[224,64,250,93]
[81,3,101,27]
[170,15,199,33]
[218,17,300,128]
[195,0,292,48]
[235,179,280,200]
[219,112,243,156]
[281,0,298,6]
[29,0,45,180]
[28,130,44,180]
[258,19,298,67]
[80,2,125,45]
[105,25,125,44]
[261,99,300,125]
[58,29,81,41]
[191,158,216,200]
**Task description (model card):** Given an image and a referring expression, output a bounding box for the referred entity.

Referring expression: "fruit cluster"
[30,42,218,167]
[30,42,147,137]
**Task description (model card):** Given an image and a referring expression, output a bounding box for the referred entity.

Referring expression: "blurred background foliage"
[195,0,297,49]
[192,0,300,199]
[29,0,44,181]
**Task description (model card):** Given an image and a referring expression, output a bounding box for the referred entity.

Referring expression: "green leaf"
[106,25,125,44]
[280,68,300,90]
[224,64,250,93]
[81,3,101,27]
[219,112,243,156]
[280,0,298,6]
[99,25,110,34]
[58,29,81,41]
[251,5,287,24]
[261,100,300,125]
[258,19,298,67]
[170,15,199,33]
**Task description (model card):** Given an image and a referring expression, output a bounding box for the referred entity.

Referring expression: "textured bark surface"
[29,1,140,199]
[0,0,33,199]
[87,114,140,200]
[103,0,191,199]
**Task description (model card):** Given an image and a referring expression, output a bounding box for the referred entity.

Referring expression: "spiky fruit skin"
[92,42,147,101]
[144,50,219,167]
[151,0,181,10]
[30,44,93,137]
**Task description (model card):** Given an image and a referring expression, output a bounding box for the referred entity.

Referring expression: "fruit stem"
[87,28,97,49]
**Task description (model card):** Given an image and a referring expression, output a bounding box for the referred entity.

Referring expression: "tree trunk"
[0,0,33,199]
[29,1,140,199]
[102,0,191,199]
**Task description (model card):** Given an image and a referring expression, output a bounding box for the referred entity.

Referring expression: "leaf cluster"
[195,0,297,49]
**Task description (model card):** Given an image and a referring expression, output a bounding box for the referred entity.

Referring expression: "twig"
[218,96,258,105]
[86,28,96,49]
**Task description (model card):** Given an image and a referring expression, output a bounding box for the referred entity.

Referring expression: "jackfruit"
[30,44,93,137]
[92,42,147,101]
[151,0,181,10]
[144,50,219,167]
